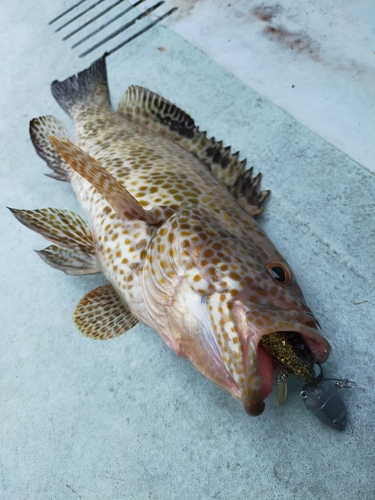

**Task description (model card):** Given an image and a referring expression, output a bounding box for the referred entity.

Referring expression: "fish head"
[145,205,330,416]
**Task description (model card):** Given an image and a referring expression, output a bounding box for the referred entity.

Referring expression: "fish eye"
[266,262,292,285]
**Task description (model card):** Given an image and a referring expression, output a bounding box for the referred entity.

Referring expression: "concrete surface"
[1,1,374,499]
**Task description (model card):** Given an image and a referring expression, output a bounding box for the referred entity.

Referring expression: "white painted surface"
[142,0,375,174]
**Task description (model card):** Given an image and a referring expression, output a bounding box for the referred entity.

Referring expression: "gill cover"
[141,204,268,415]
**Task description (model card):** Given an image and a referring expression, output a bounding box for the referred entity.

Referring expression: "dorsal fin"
[49,137,156,224]
[231,167,270,216]
[118,86,246,186]
[117,86,269,215]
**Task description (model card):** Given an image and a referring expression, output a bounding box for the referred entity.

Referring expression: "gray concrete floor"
[1,1,374,499]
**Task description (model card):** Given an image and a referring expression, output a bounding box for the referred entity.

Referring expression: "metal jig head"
[300,377,356,431]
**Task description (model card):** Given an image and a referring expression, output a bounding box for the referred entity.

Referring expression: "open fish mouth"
[234,306,331,402]
[259,331,324,383]
[252,320,330,399]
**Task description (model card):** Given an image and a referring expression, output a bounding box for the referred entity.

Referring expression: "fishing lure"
[300,378,356,431]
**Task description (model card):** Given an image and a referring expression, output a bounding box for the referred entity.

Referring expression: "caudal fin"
[51,54,109,116]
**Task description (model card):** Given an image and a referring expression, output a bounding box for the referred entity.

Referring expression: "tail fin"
[51,54,109,116]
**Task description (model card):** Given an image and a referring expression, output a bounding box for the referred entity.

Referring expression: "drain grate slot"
[64,0,136,41]
[49,0,89,25]
[50,0,177,57]
[55,0,108,32]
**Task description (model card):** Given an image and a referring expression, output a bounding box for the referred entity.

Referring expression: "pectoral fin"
[74,284,138,339]
[49,137,177,225]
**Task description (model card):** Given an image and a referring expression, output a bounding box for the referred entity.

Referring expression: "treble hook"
[325,378,356,389]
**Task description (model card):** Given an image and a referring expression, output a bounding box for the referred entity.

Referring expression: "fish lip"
[288,323,330,364]
[236,300,330,359]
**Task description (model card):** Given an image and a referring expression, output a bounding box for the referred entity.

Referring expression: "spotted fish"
[10,56,330,416]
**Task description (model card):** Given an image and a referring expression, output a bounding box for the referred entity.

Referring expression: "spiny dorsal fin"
[231,167,270,216]
[117,86,266,200]
[74,284,138,339]
[49,137,175,225]
[36,245,100,275]
[9,207,94,251]
[30,116,71,182]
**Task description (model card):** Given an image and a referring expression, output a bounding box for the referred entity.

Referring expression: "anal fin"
[36,245,100,275]
[30,116,71,182]
[74,284,138,339]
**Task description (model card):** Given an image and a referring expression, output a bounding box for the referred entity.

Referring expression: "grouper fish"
[11,56,330,416]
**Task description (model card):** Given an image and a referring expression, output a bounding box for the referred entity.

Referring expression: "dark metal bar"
[71,0,146,48]
[63,0,127,40]
[79,1,165,57]
[49,0,88,25]
[97,7,177,57]
[56,0,107,32]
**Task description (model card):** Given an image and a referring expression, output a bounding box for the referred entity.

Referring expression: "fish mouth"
[253,320,331,399]
[231,304,331,413]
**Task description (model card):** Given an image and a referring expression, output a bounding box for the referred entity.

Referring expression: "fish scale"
[11,55,331,417]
